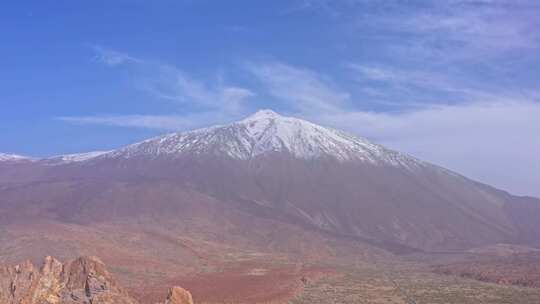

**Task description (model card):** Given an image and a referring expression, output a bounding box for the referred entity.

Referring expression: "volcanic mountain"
[1,110,539,253]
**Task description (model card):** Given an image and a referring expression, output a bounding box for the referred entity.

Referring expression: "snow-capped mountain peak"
[236,110,375,159]
[0,110,423,168]
[240,109,281,122]
[110,110,422,167]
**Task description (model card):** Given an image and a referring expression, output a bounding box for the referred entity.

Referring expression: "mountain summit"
[105,110,421,168]
[0,110,420,167]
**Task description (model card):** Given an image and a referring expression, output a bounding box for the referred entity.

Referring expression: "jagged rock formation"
[0,256,191,304]
[161,287,193,304]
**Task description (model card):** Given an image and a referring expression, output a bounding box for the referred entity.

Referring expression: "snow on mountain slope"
[0,152,109,165]
[0,153,32,162]
[45,151,110,164]
[108,110,423,167]
[0,110,424,168]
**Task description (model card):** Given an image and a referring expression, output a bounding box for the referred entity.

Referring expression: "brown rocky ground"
[133,262,335,304]
[291,258,540,304]
[433,251,540,288]
[2,220,540,303]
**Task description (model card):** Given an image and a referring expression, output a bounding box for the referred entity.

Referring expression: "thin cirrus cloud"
[92,45,142,66]
[399,4,540,57]
[59,46,255,129]
[246,62,350,114]
[57,112,231,131]
[60,54,349,130]
[345,63,520,104]
[57,115,192,130]
[140,64,254,114]
[297,0,540,63]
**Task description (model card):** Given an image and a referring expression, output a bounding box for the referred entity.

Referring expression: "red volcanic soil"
[434,252,540,288]
[132,262,333,304]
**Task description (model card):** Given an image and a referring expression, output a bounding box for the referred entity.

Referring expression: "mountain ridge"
[1,110,424,168]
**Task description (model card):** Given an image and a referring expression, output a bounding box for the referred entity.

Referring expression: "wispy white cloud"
[296,0,540,63]
[91,45,255,114]
[247,62,349,113]
[346,63,540,109]
[57,112,234,131]
[61,46,256,130]
[58,115,190,130]
[141,64,254,113]
[347,65,398,81]
[404,6,540,53]
[92,45,142,66]
[378,2,539,62]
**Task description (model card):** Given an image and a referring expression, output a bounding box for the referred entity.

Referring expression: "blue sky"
[1,0,539,196]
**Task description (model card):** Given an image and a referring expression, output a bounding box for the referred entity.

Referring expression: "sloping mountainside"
[0,256,193,304]
[0,110,538,253]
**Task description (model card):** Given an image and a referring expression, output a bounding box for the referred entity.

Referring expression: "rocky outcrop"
[162,287,194,304]
[0,256,193,304]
